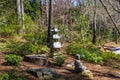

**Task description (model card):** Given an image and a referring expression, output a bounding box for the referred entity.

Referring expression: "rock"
[74,59,86,73]
[96,65,101,67]
[66,62,74,68]
[66,64,74,68]
[81,70,93,80]
[28,68,58,80]
[109,70,120,78]
[23,54,48,66]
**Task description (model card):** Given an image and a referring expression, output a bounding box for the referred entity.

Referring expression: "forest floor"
[0,53,120,80]
[0,42,120,80]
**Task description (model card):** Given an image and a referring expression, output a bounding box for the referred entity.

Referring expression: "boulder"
[81,70,93,80]
[23,54,48,66]
[28,68,58,80]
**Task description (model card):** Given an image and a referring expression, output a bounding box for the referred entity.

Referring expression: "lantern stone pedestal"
[50,27,62,57]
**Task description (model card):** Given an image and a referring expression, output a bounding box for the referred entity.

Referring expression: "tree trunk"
[20,0,24,34]
[16,0,24,35]
[92,0,97,44]
[47,0,52,43]
[16,0,21,24]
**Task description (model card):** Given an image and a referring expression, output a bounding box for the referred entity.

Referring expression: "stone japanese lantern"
[51,27,62,49]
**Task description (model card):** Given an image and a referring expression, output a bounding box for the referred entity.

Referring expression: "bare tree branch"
[108,0,120,13]
[99,0,120,36]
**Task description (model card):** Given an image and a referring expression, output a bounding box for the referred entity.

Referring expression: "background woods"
[0,0,120,44]
[0,0,120,80]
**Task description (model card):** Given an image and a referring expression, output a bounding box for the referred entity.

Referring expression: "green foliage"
[7,41,37,55]
[0,25,20,37]
[5,54,22,66]
[67,43,88,58]
[0,71,28,80]
[101,52,120,62]
[86,43,102,54]
[0,0,19,37]
[23,32,47,45]
[40,45,50,54]
[113,64,120,69]
[24,13,37,34]
[0,43,7,52]
[6,31,48,55]
[84,53,103,64]
[59,25,70,41]
[0,72,9,80]
[54,54,66,66]
[67,43,103,63]
[70,7,81,21]
[67,43,120,64]
[71,10,91,43]
[6,41,26,55]
[24,0,40,21]
[14,42,40,55]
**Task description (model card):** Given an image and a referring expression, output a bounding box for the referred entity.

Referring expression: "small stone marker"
[74,54,93,80]
[74,54,86,73]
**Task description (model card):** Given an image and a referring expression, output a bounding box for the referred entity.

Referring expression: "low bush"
[23,32,47,45]
[5,54,22,66]
[66,42,120,64]
[0,25,20,37]
[85,53,103,64]
[40,45,50,54]
[86,43,102,54]
[101,52,120,62]
[54,53,66,67]
[101,52,114,62]
[67,43,85,55]
[0,71,28,80]
[6,40,50,56]
[113,64,120,69]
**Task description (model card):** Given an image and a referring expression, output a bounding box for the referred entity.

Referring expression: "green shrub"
[6,40,23,54]
[0,71,28,80]
[101,52,120,62]
[23,32,47,45]
[0,72,9,80]
[19,43,40,54]
[54,54,66,66]
[113,54,120,60]
[86,43,102,54]
[67,43,84,55]
[67,43,90,59]
[67,43,120,64]
[7,40,50,56]
[85,53,103,64]
[67,43,103,64]
[5,54,22,66]
[0,25,20,37]
[40,45,50,54]
[113,64,120,69]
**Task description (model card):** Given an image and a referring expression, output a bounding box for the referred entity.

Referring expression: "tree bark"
[92,0,97,44]
[16,0,24,35]
[16,0,21,23]
[47,0,52,43]
[20,0,24,34]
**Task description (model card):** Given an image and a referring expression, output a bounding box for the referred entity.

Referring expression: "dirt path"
[57,57,120,80]
[0,52,120,80]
